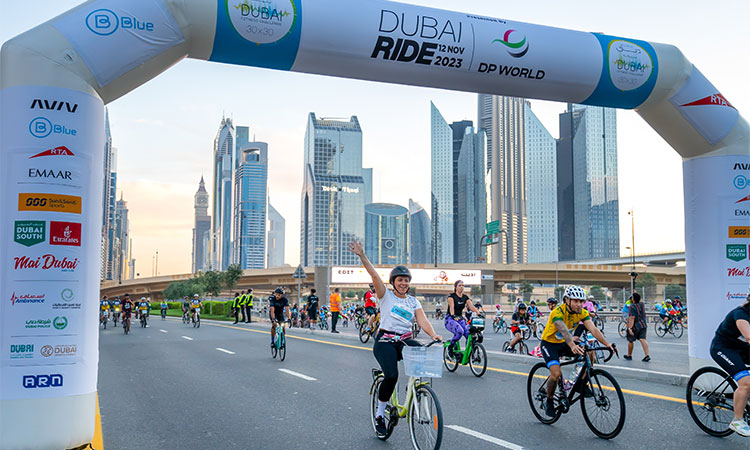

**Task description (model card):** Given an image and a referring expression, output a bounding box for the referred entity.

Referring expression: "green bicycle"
[370,341,443,450]
[271,320,287,361]
[443,316,487,377]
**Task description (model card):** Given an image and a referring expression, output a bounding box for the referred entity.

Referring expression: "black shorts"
[540,341,575,368]
[627,327,647,342]
[710,339,750,381]
[365,306,376,315]
[308,308,318,320]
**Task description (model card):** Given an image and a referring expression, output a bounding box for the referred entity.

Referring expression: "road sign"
[486,220,500,235]
[292,264,307,279]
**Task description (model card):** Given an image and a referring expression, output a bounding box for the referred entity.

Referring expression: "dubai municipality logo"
[493,29,528,58]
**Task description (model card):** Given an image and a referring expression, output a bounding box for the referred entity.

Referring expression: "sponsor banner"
[683,155,750,361]
[54,0,185,87]
[210,0,302,70]
[1,86,103,401]
[669,66,740,145]
[332,266,481,285]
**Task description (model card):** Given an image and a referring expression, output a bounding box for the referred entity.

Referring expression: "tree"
[664,284,687,302]
[200,270,224,297]
[470,285,482,297]
[520,280,534,300]
[589,285,606,302]
[222,264,243,291]
[554,286,565,300]
[345,290,356,299]
[635,273,657,300]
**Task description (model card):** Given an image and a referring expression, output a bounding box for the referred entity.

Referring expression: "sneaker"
[544,398,556,417]
[374,416,387,436]
[332,330,340,334]
[730,419,750,437]
[623,355,632,361]
[642,355,651,362]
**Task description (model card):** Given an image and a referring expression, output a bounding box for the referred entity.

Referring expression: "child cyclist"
[349,240,441,437]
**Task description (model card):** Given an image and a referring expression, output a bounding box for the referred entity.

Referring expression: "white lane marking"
[446,425,524,450]
[649,341,687,346]
[181,336,193,341]
[159,329,168,333]
[278,369,317,381]
[605,365,687,378]
[216,347,235,355]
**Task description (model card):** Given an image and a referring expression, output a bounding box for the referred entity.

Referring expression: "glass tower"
[456,126,488,263]
[233,142,268,269]
[192,176,211,272]
[267,203,285,268]
[430,102,454,264]
[408,199,431,264]
[365,203,409,265]
[212,117,235,270]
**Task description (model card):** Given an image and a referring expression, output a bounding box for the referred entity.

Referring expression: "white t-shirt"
[378,290,422,335]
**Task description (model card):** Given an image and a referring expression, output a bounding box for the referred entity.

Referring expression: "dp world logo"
[86,9,119,35]
[493,29,529,58]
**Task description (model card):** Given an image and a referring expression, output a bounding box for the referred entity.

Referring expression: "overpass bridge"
[100,263,685,301]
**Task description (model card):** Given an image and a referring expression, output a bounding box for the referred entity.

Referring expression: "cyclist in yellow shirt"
[190,294,203,323]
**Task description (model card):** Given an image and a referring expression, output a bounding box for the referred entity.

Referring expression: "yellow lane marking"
[93,393,104,449]
[203,321,689,405]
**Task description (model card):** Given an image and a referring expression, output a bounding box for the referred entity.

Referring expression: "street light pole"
[628,209,636,296]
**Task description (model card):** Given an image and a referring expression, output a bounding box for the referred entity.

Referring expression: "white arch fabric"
[1,0,748,448]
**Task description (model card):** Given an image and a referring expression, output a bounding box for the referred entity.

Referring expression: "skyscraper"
[191,176,211,273]
[450,120,473,261]
[430,102,453,264]
[300,114,366,267]
[365,203,409,265]
[232,142,268,269]
[525,102,559,263]
[478,95,527,264]
[456,126,488,263]
[212,117,235,270]
[557,104,620,260]
[113,194,132,282]
[101,108,118,280]
[408,199,432,264]
[267,203,285,268]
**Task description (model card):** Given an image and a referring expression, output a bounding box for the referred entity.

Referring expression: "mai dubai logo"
[492,29,529,58]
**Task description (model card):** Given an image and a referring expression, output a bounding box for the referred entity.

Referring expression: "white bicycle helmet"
[563,285,587,301]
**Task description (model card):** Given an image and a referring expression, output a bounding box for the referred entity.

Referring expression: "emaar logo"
[86,8,154,36]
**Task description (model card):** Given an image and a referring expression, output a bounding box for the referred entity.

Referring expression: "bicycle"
[122,315,131,335]
[492,315,508,333]
[654,315,683,338]
[319,312,329,331]
[434,308,443,320]
[100,311,108,330]
[527,343,625,439]
[112,308,120,326]
[370,341,443,450]
[359,313,381,343]
[271,320,287,361]
[686,364,750,437]
[443,316,487,377]
[161,308,167,320]
[193,308,201,328]
[182,309,190,324]
[140,311,148,328]
[617,317,628,338]
[503,325,530,355]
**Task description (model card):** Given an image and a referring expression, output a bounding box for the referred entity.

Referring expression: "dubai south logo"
[29,146,74,159]
[14,221,45,247]
[492,29,528,58]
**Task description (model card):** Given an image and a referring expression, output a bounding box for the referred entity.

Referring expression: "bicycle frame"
[369,373,430,422]
[553,345,615,413]
[274,321,286,349]
[447,333,476,365]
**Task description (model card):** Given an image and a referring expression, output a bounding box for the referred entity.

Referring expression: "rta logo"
[22,374,63,388]
[29,146,75,158]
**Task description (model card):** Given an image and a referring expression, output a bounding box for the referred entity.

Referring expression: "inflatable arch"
[1,0,748,448]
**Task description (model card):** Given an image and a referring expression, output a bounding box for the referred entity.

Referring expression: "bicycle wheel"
[580,369,626,439]
[686,366,736,437]
[443,344,459,372]
[271,339,278,359]
[493,321,500,333]
[672,322,684,339]
[654,321,666,337]
[522,327,531,340]
[526,362,562,424]
[409,384,443,450]
[469,344,487,377]
[359,326,370,343]
[370,376,396,440]
[279,334,286,361]
[501,322,508,334]
[617,321,626,338]
[519,341,529,355]
[196,315,201,328]
[594,317,605,332]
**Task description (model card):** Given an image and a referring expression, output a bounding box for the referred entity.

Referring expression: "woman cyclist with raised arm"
[349,240,441,437]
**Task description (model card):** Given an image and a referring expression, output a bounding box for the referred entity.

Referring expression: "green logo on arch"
[14,221,45,247]
[727,244,747,262]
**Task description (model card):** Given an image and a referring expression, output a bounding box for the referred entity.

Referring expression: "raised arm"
[349,241,385,298]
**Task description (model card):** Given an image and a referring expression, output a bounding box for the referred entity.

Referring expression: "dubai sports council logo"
[493,30,528,58]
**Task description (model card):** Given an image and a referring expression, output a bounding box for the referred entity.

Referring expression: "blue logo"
[734,175,749,190]
[86,8,154,36]
[28,117,77,139]
[22,374,63,388]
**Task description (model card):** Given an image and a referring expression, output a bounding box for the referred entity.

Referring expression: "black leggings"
[372,332,419,402]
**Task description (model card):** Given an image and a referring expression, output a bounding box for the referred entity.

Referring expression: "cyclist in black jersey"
[269,288,290,346]
[709,289,750,437]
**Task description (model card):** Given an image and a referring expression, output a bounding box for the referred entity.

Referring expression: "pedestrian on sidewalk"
[232,292,241,324]
[246,289,254,323]
[624,292,650,362]
[330,288,342,333]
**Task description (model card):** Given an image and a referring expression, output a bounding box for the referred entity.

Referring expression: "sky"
[2,0,748,277]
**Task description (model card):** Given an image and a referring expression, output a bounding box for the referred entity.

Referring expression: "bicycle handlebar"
[583,343,618,362]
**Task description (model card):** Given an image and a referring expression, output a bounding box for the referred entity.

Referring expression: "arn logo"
[30,99,78,113]
[23,374,63,389]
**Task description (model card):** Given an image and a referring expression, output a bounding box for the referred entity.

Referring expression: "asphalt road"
[97,316,746,450]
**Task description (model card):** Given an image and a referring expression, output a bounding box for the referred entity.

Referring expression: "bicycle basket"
[402,345,443,378]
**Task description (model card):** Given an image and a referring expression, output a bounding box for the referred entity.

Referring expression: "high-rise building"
[408,199,432,264]
[191,176,211,273]
[300,114,366,267]
[101,109,118,280]
[450,120,472,261]
[212,117,235,271]
[557,104,620,260]
[365,203,409,265]
[232,142,268,269]
[430,102,454,264]
[361,167,373,205]
[267,203,285,268]
[525,102,559,263]
[113,193,132,282]
[478,95,527,264]
[456,126,488,263]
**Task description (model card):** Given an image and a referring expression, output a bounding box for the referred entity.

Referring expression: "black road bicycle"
[686,364,750,437]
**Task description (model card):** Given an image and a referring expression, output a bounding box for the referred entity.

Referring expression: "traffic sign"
[292,264,307,279]
[486,220,500,235]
